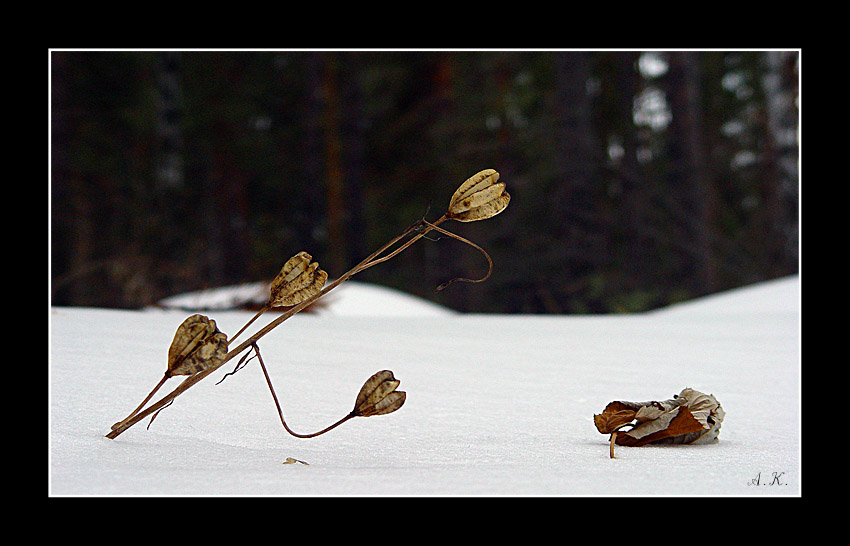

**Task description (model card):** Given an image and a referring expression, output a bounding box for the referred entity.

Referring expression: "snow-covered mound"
[155,280,454,317]
[156,281,269,311]
[652,276,799,317]
[317,281,455,317]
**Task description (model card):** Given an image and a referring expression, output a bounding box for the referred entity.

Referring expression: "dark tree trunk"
[666,51,718,296]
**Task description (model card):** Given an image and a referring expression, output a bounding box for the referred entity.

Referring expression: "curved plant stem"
[146,399,174,430]
[253,342,355,438]
[421,220,493,292]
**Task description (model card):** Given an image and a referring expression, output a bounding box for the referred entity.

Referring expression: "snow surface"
[49,276,800,496]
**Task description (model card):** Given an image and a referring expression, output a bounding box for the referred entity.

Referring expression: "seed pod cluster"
[269,251,328,307]
[447,169,510,222]
[167,314,229,377]
[352,370,406,417]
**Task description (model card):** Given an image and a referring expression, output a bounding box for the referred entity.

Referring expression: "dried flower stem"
[106,213,437,440]
[351,214,448,275]
[252,342,355,438]
[422,220,493,291]
[352,214,491,291]
[110,374,169,431]
[228,306,267,345]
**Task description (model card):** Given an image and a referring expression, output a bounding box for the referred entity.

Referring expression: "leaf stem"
[608,422,637,459]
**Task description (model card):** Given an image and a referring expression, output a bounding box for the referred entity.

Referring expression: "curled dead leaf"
[447,169,510,222]
[167,314,229,377]
[283,457,309,465]
[352,370,406,417]
[593,403,638,434]
[594,388,725,457]
[269,251,328,307]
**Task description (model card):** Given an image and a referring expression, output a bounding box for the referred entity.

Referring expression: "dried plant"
[594,388,726,459]
[105,169,509,441]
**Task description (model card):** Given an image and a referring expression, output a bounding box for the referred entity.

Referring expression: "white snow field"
[49,276,800,496]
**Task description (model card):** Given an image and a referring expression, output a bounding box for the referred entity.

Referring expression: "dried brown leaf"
[595,388,725,448]
[615,406,705,447]
[593,401,639,434]
[283,457,309,465]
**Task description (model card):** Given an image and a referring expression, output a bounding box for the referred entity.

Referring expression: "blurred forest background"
[50,50,799,314]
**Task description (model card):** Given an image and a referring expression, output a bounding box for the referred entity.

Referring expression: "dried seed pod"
[447,169,510,222]
[268,251,328,307]
[167,314,229,377]
[352,370,406,417]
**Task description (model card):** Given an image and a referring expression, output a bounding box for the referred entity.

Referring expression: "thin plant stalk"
[229,306,268,345]
[421,220,493,291]
[354,216,492,291]
[109,374,169,431]
[351,214,448,275]
[106,214,435,439]
[253,342,355,438]
[608,422,636,459]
